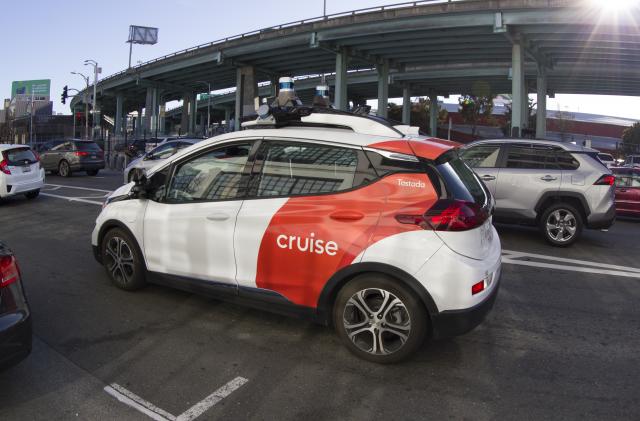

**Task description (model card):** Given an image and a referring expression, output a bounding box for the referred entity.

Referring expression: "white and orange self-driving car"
[92,107,501,363]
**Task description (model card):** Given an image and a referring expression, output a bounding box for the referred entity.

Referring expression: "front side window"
[250,141,375,198]
[166,143,251,203]
[460,145,501,168]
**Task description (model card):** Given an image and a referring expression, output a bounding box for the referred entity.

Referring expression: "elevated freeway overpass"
[69,0,640,139]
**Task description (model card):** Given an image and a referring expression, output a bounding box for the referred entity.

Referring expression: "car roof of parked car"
[464,138,600,152]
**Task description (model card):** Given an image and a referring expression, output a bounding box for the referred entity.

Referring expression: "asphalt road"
[1,170,638,420]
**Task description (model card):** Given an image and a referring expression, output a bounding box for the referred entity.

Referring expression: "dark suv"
[40,140,105,177]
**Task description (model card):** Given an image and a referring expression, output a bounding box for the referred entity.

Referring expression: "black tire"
[127,169,137,183]
[25,190,40,199]
[333,274,428,364]
[87,169,99,176]
[101,228,146,290]
[539,202,583,247]
[58,160,71,177]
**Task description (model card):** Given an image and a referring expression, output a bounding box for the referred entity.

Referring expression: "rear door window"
[4,148,38,165]
[250,141,377,198]
[505,145,557,169]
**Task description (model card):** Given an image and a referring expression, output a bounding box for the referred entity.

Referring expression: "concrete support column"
[377,61,389,118]
[429,92,439,137]
[536,66,547,139]
[335,49,348,111]
[158,102,166,136]
[522,80,529,131]
[115,93,124,138]
[180,92,191,135]
[402,86,411,125]
[224,107,232,129]
[137,107,144,138]
[511,42,525,138]
[144,87,159,134]
[234,66,259,131]
[189,95,198,135]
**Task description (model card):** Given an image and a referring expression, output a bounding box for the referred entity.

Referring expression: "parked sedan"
[0,242,31,371]
[612,167,640,218]
[123,139,199,183]
[40,140,105,177]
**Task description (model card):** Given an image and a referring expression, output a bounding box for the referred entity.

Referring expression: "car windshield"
[598,154,613,161]
[75,142,101,151]
[4,147,38,165]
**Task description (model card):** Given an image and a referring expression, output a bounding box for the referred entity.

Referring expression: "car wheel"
[58,160,71,177]
[101,228,146,291]
[333,274,428,364]
[24,190,39,199]
[87,169,99,176]
[539,203,583,247]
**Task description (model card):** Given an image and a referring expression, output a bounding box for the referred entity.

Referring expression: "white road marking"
[44,183,113,193]
[502,250,640,278]
[177,377,249,421]
[105,384,175,421]
[104,377,248,421]
[40,192,104,206]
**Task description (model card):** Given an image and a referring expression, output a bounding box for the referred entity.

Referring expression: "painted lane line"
[503,249,640,274]
[177,377,249,421]
[40,192,104,206]
[105,384,176,421]
[502,258,640,279]
[104,377,249,421]
[44,183,113,193]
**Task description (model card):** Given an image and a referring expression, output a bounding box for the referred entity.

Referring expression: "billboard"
[128,25,158,45]
[11,80,51,98]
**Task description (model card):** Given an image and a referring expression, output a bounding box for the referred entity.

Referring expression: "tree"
[622,122,640,155]
[458,95,495,138]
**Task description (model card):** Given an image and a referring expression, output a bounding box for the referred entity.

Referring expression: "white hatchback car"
[123,139,200,183]
[92,109,502,363]
[0,145,45,200]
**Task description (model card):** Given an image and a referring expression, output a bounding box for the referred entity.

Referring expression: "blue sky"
[2,0,639,120]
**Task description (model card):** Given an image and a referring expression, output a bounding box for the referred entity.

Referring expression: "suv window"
[74,142,101,151]
[52,142,72,151]
[251,141,376,198]
[555,151,580,170]
[506,145,560,170]
[460,145,501,168]
[149,143,177,160]
[166,143,251,203]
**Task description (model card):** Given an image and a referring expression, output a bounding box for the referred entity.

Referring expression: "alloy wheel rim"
[546,209,577,242]
[105,237,135,284]
[60,162,68,176]
[343,288,411,356]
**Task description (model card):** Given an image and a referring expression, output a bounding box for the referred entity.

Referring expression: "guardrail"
[93,0,460,87]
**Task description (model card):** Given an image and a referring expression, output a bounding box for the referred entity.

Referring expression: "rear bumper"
[70,161,105,171]
[0,174,44,197]
[431,271,501,339]
[0,310,32,371]
[587,204,616,229]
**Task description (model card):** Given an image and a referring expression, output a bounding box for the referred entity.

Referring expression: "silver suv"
[461,139,615,246]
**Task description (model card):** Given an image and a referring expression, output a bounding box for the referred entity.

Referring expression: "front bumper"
[431,271,501,339]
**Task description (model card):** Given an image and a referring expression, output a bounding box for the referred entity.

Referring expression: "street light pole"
[84,60,101,140]
[71,71,90,140]
[324,0,327,16]
[195,81,211,137]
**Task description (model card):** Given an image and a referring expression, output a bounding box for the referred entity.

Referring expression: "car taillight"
[471,280,485,295]
[395,199,489,232]
[75,151,89,157]
[0,159,10,175]
[594,175,615,186]
[0,255,20,288]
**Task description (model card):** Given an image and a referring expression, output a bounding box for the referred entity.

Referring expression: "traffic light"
[61,85,68,104]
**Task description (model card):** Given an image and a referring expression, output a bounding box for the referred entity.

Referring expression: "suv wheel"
[539,203,583,247]
[333,274,427,364]
[58,160,71,177]
[102,228,146,290]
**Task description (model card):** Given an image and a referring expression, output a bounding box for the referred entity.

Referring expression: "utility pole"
[29,89,34,147]
[85,60,101,140]
[323,0,327,16]
[71,71,90,139]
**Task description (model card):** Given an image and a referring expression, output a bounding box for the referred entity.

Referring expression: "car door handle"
[330,211,365,222]
[480,175,496,181]
[540,175,557,182]
[206,213,230,222]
